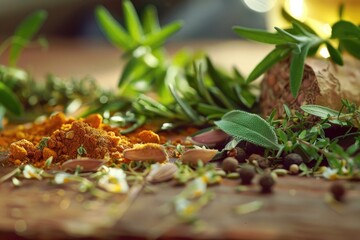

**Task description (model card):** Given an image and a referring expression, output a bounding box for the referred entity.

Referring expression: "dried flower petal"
[323,167,339,180]
[98,168,129,193]
[54,172,74,184]
[22,165,42,180]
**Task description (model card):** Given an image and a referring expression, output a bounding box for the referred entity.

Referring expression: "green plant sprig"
[233,9,360,97]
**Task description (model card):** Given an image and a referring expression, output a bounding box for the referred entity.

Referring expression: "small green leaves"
[247,46,290,83]
[9,10,47,66]
[290,43,311,97]
[0,81,22,115]
[215,110,280,150]
[233,26,287,44]
[95,6,132,49]
[300,104,347,125]
[123,0,143,41]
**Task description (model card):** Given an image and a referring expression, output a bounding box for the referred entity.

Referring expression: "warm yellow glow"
[320,23,332,38]
[319,46,330,58]
[243,0,277,13]
[288,0,305,20]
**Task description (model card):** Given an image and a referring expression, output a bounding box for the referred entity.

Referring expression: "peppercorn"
[330,182,346,202]
[248,154,269,169]
[283,153,303,170]
[239,166,256,185]
[227,147,246,163]
[222,157,238,173]
[289,164,299,175]
[259,174,275,193]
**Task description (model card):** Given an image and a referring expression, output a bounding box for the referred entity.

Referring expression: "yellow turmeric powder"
[0,112,185,167]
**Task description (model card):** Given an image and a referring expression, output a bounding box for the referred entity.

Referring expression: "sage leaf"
[290,43,310,97]
[214,110,280,150]
[233,26,287,44]
[0,82,22,115]
[123,0,144,41]
[95,6,132,49]
[9,10,47,66]
[247,47,290,83]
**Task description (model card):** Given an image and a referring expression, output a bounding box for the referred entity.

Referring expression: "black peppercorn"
[259,174,275,193]
[330,182,346,202]
[248,154,269,169]
[222,157,238,173]
[239,166,256,185]
[283,153,303,170]
[227,147,247,163]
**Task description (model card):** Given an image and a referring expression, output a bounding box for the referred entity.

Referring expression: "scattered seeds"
[235,200,263,215]
[289,164,299,175]
[283,153,303,170]
[227,147,246,163]
[330,182,346,202]
[61,158,106,172]
[239,166,256,185]
[180,148,218,164]
[226,172,240,179]
[222,157,238,173]
[259,174,275,193]
[248,154,269,169]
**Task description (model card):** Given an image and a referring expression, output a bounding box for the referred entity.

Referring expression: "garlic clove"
[61,158,106,172]
[123,143,168,162]
[189,128,230,147]
[180,148,218,164]
[146,163,178,183]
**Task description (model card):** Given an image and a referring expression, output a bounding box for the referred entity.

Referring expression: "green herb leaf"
[169,84,201,123]
[340,39,360,59]
[95,5,132,49]
[9,10,47,66]
[281,7,317,35]
[331,20,360,39]
[290,43,310,97]
[301,105,345,125]
[123,0,144,42]
[247,47,290,83]
[142,5,160,34]
[215,110,280,150]
[142,21,183,48]
[325,42,343,65]
[233,26,287,44]
[0,81,22,115]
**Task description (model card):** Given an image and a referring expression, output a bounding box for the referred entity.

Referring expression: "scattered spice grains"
[239,166,256,185]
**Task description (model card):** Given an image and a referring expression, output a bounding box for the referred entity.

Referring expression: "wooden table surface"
[0,39,359,240]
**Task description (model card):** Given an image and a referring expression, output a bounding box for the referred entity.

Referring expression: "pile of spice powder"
[0,112,164,167]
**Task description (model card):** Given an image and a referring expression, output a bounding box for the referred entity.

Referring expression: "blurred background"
[0,0,272,41]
